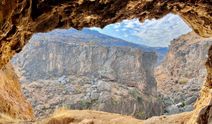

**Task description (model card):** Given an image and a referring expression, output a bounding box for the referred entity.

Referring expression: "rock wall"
[12,30,163,119]
[155,32,212,115]
[0,63,33,120]
[149,45,212,123]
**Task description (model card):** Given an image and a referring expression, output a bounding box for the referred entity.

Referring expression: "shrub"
[129,89,140,98]
[179,78,188,84]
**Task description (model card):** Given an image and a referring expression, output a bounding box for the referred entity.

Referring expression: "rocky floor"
[22,75,162,119]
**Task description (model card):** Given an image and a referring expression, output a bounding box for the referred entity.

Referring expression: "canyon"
[8,29,212,124]
[0,1,211,124]
[11,29,163,119]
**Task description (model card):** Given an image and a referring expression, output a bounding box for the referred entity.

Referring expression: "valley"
[12,29,165,119]
[10,29,211,122]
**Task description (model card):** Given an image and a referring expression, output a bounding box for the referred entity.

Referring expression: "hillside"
[21,28,168,63]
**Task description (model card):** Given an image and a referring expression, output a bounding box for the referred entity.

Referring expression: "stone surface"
[41,109,144,124]
[40,109,192,124]
[11,29,163,119]
[155,32,212,115]
[0,63,34,120]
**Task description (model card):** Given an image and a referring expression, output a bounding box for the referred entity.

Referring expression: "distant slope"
[31,28,168,63]
[31,28,150,48]
[92,13,191,47]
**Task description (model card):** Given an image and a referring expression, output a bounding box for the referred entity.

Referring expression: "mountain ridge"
[30,28,168,63]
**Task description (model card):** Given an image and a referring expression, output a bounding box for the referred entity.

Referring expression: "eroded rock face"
[11,29,162,119]
[0,0,212,69]
[155,32,212,115]
[0,63,33,120]
[193,46,212,124]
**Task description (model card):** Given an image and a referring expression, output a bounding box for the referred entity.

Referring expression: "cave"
[0,1,211,124]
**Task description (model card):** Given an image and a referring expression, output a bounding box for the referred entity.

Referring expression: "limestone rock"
[12,29,163,119]
[155,31,212,115]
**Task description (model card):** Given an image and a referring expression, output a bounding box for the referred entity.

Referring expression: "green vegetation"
[78,99,97,109]
[135,111,145,118]
[129,89,143,102]
[78,100,92,109]
[182,101,186,107]
[179,78,188,84]
[111,98,119,105]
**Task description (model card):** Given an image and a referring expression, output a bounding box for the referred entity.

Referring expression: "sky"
[91,13,192,47]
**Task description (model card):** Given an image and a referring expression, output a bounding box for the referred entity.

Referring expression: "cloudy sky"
[91,13,192,47]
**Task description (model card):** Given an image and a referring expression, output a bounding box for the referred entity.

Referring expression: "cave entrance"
[9,13,210,120]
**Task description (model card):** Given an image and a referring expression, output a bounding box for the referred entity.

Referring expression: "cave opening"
[0,1,212,123]
[6,12,211,121]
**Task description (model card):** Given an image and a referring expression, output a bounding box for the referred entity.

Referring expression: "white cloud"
[90,13,192,47]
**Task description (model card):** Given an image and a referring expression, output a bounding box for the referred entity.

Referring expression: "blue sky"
[91,13,192,47]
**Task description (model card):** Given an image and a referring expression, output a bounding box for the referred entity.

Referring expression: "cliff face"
[145,45,212,124]
[0,0,212,69]
[0,63,33,120]
[155,32,212,115]
[12,29,163,119]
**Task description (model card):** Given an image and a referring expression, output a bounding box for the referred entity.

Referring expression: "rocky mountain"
[155,32,212,115]
[25,28,168,63]
[11,29,163,119]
